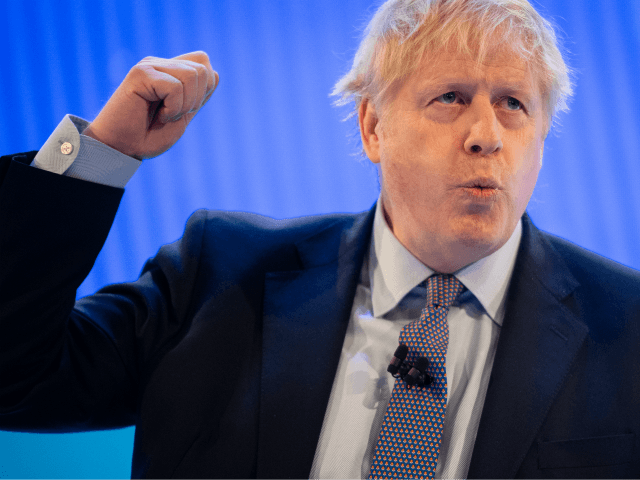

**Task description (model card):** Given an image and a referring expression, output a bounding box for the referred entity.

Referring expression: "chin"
[448,213,510,254]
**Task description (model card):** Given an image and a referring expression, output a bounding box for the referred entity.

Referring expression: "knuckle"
[192,52,212,70]
[192,50,209,62]
[170,79,184,95]
[127,64,147,79]
[193,63,208,77]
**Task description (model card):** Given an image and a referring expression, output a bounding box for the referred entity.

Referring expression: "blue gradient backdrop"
[0,0,638,477]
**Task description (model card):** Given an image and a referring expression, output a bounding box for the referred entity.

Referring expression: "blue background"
[0,0,638,477]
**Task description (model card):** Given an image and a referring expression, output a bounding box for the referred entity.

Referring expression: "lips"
[460,177,502,190]
[458,177,502,201]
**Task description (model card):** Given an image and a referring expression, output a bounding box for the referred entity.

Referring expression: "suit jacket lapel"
[257,207,375,479]
[467,214,589,478]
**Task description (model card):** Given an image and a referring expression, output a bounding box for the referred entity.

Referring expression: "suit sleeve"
[0,152,205,433]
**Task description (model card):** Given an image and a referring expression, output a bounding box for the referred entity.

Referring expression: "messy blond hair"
[333,0,573,130]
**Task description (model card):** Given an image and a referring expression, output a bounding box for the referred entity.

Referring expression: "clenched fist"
[83,51,218,160]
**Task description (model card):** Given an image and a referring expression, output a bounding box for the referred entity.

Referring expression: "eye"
[436,92,459,104]
[501,96,522,111]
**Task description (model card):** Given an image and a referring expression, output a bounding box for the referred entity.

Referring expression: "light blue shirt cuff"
[31,114,141,188]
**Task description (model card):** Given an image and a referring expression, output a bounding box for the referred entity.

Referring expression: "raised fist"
[83,51,218,159]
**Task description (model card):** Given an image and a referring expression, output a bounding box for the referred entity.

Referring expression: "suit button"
[60,142,74,155]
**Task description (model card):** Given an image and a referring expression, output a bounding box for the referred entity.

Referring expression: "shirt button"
[60,142,74,155]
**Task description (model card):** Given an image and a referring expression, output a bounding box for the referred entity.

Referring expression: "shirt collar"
[370,197,522,325]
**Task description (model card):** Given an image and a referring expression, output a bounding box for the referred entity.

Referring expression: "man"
[1,0,639,478]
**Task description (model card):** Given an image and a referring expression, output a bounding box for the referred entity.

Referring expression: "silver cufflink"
[60,142,73,155]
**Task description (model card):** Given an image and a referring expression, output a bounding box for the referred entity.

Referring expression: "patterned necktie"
[369,274,465,479]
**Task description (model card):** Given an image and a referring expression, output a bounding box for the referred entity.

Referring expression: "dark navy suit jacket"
[1,151,639,478]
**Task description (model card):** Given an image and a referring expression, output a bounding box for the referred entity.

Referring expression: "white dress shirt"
[32,115,522,479]
[31,114,140,187]
[310,199,522,479]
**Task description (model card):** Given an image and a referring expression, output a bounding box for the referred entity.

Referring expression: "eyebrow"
[415,81,534,103]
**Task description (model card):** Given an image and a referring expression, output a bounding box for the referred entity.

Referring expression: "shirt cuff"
[31,114,141,188]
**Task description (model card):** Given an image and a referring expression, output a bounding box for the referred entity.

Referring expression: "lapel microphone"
[387,344,433,388]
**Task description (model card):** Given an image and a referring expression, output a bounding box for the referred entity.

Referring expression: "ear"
[359,98,381,163]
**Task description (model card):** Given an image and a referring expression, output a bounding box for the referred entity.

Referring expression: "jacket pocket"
[538,433,635,469]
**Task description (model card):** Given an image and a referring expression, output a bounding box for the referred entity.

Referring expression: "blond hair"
[333,0,573,130]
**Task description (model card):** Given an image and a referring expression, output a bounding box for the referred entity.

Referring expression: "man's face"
[360,44,547,273]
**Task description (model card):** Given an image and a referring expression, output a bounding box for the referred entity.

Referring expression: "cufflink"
[60,142,74,155]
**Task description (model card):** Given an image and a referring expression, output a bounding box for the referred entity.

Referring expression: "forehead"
[405,44,540,102]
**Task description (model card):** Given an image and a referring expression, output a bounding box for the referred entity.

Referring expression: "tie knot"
[426,274,464,309]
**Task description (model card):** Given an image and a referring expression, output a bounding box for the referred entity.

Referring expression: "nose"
[463,98,503,155]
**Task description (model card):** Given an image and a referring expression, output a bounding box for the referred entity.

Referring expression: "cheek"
[378,155,424,204]
[377,114,463,205]
[377,122,421,190]
[514,140,543,208]
[379,116,458,170]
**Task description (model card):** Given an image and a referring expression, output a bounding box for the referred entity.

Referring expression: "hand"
[83,51,219,159]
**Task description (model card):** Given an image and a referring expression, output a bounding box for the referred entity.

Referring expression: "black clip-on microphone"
[387,344,433,389]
